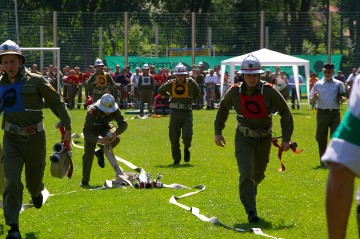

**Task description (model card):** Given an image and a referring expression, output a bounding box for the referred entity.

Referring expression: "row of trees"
[1,0,359,73]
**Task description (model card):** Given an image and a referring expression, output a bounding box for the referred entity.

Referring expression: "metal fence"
[1,2,359,76]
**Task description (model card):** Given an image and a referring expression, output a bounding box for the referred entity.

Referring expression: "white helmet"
[94,58,104,67]
[174,62,188,75]
[238,54,264,74]
[96,93,118,113]
[0,40,26,64]
[142,64,150,70]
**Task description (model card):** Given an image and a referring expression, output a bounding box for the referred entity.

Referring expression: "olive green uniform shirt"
[158,78,200,104]
[83,105,128,142]
[0,67,71,130]
[214,81,293,141]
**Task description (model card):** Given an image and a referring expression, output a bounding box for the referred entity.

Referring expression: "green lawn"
[0,105,357,239]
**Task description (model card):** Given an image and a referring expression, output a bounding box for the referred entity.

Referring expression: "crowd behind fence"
[1,7,359,76]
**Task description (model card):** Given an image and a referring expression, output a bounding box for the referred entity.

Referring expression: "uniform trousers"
[316,109,340,159]
[169,109,193,162]
[235,130,271,215]
[2,131,46,225]
[82,134,120,183]
[139,89,153,114]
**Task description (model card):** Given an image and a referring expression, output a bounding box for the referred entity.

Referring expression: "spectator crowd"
[0,59,357,114]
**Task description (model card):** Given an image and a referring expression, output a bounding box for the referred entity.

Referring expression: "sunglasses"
[324,71,333,74]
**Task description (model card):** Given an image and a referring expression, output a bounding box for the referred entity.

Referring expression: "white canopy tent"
[220,48,310,110]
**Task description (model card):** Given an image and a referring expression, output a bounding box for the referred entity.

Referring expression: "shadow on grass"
[156,163,195,168]
[80,184,105,190]
[25,232,39,239]
[233,218,294,231]
[313,165,328,170]
[290,111,311,116]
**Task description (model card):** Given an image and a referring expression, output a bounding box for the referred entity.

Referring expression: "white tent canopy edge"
[220,48,310,111]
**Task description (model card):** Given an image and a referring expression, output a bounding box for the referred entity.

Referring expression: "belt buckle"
[9,125,21,135]
[244,128,249,137]
[9,125,27,136]
[329,109,333,112]
[26,125,36,135]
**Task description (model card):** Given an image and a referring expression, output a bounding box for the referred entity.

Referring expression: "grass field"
[0,105,358,239]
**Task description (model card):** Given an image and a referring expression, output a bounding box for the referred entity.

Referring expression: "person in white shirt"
[345,67,358,97]
[204,69,218,109]
[130,67,141,108]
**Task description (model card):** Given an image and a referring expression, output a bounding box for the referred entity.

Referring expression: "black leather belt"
[318,109,339,112]
[237,125,271,138]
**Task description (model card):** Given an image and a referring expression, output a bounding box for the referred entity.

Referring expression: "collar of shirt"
[323,77,334,83]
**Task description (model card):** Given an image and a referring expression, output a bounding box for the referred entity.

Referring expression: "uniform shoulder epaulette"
[261,81,274,88]
[26,71,43,79]
[88,104,98,114]
[31,70,42,75]
[186,77,195,83]
[231,83,240,88]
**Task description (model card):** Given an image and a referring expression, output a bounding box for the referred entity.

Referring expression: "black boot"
[184,148,191,162]
[248,211,260,223]
[6,224,22,239]
[95,146,105,168]
[31,193,43,209]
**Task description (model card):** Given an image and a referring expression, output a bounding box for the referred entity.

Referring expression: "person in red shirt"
[74,66,83,109]
[309,73,319,110]
[65,69,79,109]
[154,68,165,96]
[82,65,94,108]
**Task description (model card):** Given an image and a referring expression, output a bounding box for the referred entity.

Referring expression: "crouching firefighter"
[80,93,128,187]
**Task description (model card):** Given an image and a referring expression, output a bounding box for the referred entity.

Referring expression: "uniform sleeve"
[138,76,142,89]
[309,83,316,98]
[107,74,116,90]
[88,74,96,89]
[191,79,200,100]
[82,109,100,143]
[272,88,293,141]
[340,82,347,97]
[37,76,72,130]
[113,110,128,136]
[158,81,172,97]
[150,76,155,89]
[214,88,235,135]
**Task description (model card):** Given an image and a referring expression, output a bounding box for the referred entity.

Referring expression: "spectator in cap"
[309,63,347,167]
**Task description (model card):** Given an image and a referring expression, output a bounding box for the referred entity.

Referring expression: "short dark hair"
[323,63,334,70]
